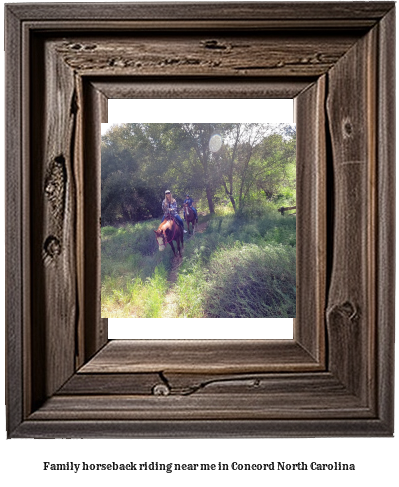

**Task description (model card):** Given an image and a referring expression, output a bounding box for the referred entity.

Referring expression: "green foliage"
[101,211,296,318]
[101,124,177,225]
[142,265,169,318]
[101,123,296,225]
[202,243,296,318]
[101,226,118,237]
[101,121,297,318]
[174,213,296,318]
[101,220,173,280]
[101,264,168,318]
[101,219,174,317]
[214,204,235,217]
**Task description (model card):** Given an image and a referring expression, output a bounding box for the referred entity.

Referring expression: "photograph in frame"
[101,99,296,340]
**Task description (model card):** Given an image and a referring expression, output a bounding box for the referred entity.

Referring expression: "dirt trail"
[161,220,208,318]
[193,220,209,233]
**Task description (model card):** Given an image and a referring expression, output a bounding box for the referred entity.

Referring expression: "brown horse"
[154,214,184,257]
[183,203,196,234]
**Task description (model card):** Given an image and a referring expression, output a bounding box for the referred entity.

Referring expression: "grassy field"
[101,207,296,318]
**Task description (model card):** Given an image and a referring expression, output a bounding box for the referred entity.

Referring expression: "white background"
[1,1,398,486]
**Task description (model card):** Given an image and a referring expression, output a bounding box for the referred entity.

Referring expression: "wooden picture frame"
[5,2,395,438]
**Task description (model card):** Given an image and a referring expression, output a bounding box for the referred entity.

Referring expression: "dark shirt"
[184,198,194,206]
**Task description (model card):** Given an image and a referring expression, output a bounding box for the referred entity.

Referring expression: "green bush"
[101,219,176,317]
[202,243,295,318]
[174,213,296,318]
[101,226,118,237]
[101,211,296,318]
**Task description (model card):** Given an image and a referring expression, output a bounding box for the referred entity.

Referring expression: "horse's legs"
[175,234,183,257]
[169,241,176,257]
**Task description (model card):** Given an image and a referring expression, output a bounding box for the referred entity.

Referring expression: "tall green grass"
[101,264,168,318]
[175,210,296,318]
[202,243,295,317]
[101,220,174,317]
[101,209,296,318]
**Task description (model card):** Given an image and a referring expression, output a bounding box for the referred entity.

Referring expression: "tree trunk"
[222,180,236,212]
[205,185,215,213]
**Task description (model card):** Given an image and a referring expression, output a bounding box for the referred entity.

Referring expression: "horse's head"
[154,228,166,251]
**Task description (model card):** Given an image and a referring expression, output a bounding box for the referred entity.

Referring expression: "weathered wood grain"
[31,387,372,421]
[61,371,346,397]
[79,340,320,374]
[92,79,311,100]
[163,372,343,396]
[99,91,108,123]
[59,372,162,395]
[54,34,360,78]
[5,5,24,437]
[376,7,395,432]
[30,37,79,408]
[21,19,384,32]
[295,76,326,364]
[82,82,108,360]
[7,2,394,23]
[73,73,85,370]
[326,27,377,405]
[13,418,391,439]
[5,2,395,438]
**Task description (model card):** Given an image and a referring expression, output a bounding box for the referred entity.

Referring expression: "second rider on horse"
[162,190,186,233]
[183,194,198,223]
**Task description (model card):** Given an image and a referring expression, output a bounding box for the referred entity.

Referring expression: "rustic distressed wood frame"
[5,2,395,438]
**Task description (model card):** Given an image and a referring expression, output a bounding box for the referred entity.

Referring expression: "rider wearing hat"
[162,190,186,232]
[183,194,198,223]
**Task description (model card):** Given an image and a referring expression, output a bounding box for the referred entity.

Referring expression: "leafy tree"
[214,123,296,213]
[180,123,224,213]
[101,122,296,225]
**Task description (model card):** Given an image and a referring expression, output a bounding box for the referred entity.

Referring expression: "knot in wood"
[339,301,357,321]
[83,44,97,51]
[45,156,66,228]
[152,383,170,396]
[342,119,353,137]
[44,236,61,258]
[328,301,358,323]
[45,181,56,196]
[201,39,227,50]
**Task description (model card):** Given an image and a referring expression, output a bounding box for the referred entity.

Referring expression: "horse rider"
[162,190,187,233]
[183,194,198,223]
